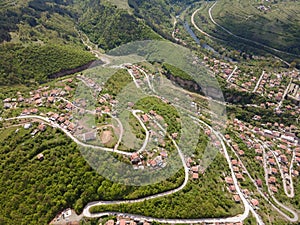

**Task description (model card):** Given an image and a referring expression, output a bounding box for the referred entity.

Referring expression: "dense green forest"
[134,96,181,135]
[0,0,75,43]
[0,124,185,224]
[0,0,93,85]
[0,43,95,85]
[163,63,193,81]
[0,0,165,85]
[77,0,161,50]
[90,153,243,219]
[128,0,198,40]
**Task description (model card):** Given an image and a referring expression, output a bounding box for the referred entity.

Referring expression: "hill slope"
[0,0,164,85]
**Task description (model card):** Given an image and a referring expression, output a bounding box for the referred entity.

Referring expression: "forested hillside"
[0,0,166,85]
[0,0,94,85]
[0,43,95,85]
[76,0,161,50]
[0,124,184,225]
[128,0,197,40]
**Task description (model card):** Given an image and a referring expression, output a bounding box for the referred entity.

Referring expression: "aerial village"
[1,56,299,225]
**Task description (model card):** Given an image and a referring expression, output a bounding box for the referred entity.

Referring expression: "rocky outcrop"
[48,60,103,79]
[165,73,224,100]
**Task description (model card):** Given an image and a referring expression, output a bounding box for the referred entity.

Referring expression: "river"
[180,18,234,62]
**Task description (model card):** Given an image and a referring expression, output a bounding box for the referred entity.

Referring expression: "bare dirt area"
[100,130,113,144]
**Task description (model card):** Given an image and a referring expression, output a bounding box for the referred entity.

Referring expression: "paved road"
[12,31,298,224]
[5,115,132,156]
[82,116,190,220]
[226,65,238,82]
[137,67,155,92]
[81,116,255,224]
[190,2,294,67]
[14,110,294,224]
[77,28,111,66]
[260,140,296,200]
[131,110,150,154]
[276,78,293,110]
[261,145,298,222]
[127,68,141,88]
[191,117,262,224]
[126,68,298,224]
[208,1,300,58]
[191,7,221,40]
[230,125,299,222]
[230,125,299,223]
[171,16,180,42]
[7,102,297,224]
[252,71,265,93]
[113,115,124,151]
[230,124,299,222]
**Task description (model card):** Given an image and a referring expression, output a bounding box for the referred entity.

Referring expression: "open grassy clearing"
[192,0,300,57]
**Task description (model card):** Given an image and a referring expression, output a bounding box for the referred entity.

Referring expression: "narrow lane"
[252,71,265,93]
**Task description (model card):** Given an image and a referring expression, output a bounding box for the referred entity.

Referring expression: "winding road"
[208,1,300,58]
[190,1,300,67]
[261,146,298,222]
[222,131,298,223]
[260,141,296,200]
[5,95,258,224]
[191,7,221,40]
[21,28,294,224]
[5,115,132,156]
[131,110,150,154]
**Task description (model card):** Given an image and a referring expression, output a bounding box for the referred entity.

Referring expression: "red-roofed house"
[251,199,259,207]
[225,177,233,185]
[142,114,149,123]
[192,173,199,179]
[233,195,241,203]
[256,179,262,187]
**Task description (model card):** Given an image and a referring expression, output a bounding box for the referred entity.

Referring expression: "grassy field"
[104,0,131,10]
[191,0,300,62]
[213,0,300,52]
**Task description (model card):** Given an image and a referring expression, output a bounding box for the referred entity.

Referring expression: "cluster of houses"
[257,4,271,12]
[105,217,151,225]
[204,57,238,81]
[141,111,168,145]
[3,79,74,112]
[202,55,300,113]
[130,147,169,170]
[225,158,245,201]
[288,81,300,105]
[229,118,300,193]
[125,64,155,89]
[3,97,18,109]
[225,172,259,210]
[2,75,121,139]
[255,71,298,102]
[76,74,102,94]
[231,118,299,148]
[128,110,184,171]
[190,165,200,179]
[203,56,259,91]
[47,111,77,132]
